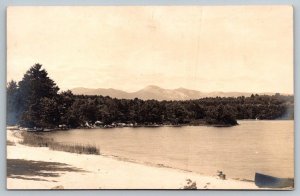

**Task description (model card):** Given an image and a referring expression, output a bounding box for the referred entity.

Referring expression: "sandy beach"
[7,129,259,189]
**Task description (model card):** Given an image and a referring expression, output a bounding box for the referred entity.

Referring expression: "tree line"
[7,64,294,128]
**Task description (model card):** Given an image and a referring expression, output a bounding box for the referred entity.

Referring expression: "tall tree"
[18,64,59,127]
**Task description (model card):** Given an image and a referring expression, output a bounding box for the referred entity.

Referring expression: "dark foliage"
[7,64,59,127]
[7,64,294,128]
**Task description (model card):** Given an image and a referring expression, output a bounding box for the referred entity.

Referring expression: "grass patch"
[20,132,100,155]
[49,143,99,155]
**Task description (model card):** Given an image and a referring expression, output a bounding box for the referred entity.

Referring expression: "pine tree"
[17,64,60,127]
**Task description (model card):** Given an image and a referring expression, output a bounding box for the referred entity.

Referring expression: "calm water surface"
[45,120,294,180]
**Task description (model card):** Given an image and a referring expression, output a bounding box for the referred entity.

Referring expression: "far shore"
[7,129,260,189]
[8,119,294,133]
[7,121,238,133]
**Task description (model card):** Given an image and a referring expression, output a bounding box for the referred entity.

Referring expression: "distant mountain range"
[71,85,277,101]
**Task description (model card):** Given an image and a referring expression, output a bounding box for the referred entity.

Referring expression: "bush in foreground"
[183,179,197,189]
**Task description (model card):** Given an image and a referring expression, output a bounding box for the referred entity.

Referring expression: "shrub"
[183,179,197,189]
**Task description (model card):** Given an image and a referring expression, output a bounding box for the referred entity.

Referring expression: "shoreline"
[14,128,255,182]
[13,119,293,133]
[99,153,256,183]
[7,129,260,189]
[7,122,237,133]
[8,119,294,132]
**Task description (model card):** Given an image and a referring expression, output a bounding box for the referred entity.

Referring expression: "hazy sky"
[7,6,293,93]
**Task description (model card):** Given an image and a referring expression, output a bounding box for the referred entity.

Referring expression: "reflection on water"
[45,120,294,180]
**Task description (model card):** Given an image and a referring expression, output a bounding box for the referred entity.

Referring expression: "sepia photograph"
[6,6,294,190]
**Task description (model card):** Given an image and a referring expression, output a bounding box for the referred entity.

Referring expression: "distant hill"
[71,87,132,99]
[71,85,276,101]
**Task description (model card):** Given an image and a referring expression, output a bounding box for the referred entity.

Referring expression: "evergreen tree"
[17,64,59,127]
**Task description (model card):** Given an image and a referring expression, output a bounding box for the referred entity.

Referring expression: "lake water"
[44,120,294,180]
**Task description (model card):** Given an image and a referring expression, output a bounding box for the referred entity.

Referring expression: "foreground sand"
[7,130,259,189]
